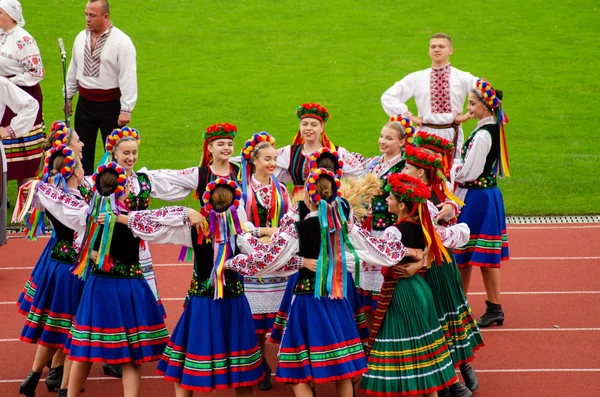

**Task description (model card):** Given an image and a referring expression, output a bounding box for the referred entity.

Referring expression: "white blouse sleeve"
[9,33,44,86]
[348,225,408,267]
[117,37,137,113]
[0,78,38,138]
[435,222,470,249]
[274,146,292,183]
[338,146,366,178]
[142,167,199,201]
[454,131,492,183]
[35,184,89,233]
[227,224,302,277]
[127,206,193,246]
[381,74,415,117]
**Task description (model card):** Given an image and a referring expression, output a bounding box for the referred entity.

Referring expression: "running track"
[1,223,599,396]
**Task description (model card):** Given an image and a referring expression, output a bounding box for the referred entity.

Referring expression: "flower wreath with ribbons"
[308,147,344,177]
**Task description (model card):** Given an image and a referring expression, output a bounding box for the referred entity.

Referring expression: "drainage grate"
[507,216,600,224]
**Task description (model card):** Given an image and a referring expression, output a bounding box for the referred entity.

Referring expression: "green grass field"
[6,0,600,215]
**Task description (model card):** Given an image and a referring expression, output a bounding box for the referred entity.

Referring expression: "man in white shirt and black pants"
[0,77,38,247]
[381,33,478,162]
[64,0,137,174]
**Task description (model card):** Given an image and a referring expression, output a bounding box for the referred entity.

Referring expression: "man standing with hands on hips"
[64,0,137,174]
[381,33,477,162]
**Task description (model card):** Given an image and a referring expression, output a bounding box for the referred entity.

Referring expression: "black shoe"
[459,363,479,392]
[438,387,451,397]
[311,385,316,397]
[19,370,42,397]
[449,381,473,397]
[103,363,122,378]
[477,300,504,328]
[258,363,272,391]
[46,365,64,392]
[57,389,68,397]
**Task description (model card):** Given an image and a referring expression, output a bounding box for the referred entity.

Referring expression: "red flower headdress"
[292,103,336,150]
[200,123,238,168]
[412,131,454,178]
[385,173,450,266]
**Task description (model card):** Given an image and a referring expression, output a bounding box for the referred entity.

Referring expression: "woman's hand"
[454,113,472,124]
[260,227,277,237]
[406,248,423,261]
[393,261,423,278]
[436,203,454,221]
[187,209,204,228]
[302,258,317,272]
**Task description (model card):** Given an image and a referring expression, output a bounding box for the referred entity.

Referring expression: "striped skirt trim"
[68,323,169,348]
[159,342,263,372]
[278,338,365,368]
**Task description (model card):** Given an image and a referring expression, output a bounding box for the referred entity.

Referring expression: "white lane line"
[0,375,164,383]
[508,225,600,230]
[480,328,600,332]
[476,368,600,373]
[0,338,19,342]
[0,266,34,270]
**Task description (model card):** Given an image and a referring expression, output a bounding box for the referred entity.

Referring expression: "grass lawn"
[5,0,599,215]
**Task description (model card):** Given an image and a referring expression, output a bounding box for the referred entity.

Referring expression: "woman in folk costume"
[16,121,85,317]
[0,0,46,186]
[64,162,169,397]
[142,123,240,205]
[357,115,415,315]
[402,143,482,396]
[124,178,290,396]
[238,131,291,391]
[355,173,458,397]
[16,146,87,397]
[269,148,370,350]
[225,169,423,397]
[275,103,363,195]
[453,78,509,328]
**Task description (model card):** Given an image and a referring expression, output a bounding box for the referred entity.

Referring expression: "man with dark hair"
[381,33,477,159]
[64,0,137,174]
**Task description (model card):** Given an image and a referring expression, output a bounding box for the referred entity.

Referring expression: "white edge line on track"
[507,225,600,230]
[479,328,600,332]
[2,256,600,271]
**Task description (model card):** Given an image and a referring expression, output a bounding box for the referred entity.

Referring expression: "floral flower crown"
[105,126,140,153]
[389,114,416,139]
[412,131,453,154]
[202,178,242,213]
[50,121,72,147]
[241,131,276,161]
[306,168,342,204]
[296,103,330,123]
[43,144,77,179]
[308,147,343,177]
[91,162,127,197]
[403,144,443,171]
[474,78,501,111]
[203,123,238,142]
[385,173,431,203]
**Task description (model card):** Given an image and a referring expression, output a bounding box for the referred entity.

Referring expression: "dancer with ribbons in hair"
[381,33,478,161]
[238,131,291,391]
[65,162,169,397]
[453,78,510,328]
[355,173,458,397]
[17,145,88,397]
[402,142,482,396]
[275,103,363,195]
[357,114,414,318]
[124,178,284,396]
[0,0,46,189]
[225,169,423,397]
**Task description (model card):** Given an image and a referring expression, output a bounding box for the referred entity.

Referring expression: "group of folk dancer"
[1,32,510,397]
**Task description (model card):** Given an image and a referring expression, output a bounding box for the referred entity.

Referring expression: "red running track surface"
[0,224,599,396]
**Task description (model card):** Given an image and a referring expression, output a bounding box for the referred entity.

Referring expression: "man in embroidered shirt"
[64,0,137,174]
[381,33,478,160]
[0,78,38,247]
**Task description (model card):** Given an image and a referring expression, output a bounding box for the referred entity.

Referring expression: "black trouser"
[74,96,121,174]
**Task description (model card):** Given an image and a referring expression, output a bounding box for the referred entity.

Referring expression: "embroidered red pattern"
[430,64,452,114]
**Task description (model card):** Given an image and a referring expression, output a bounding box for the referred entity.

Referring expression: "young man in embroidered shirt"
[381,33,478,161]
[63,0,137,174]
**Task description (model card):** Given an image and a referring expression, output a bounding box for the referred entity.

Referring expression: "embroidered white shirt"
[65,26,137,112]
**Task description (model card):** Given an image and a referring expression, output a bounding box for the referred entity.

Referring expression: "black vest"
[460,123,500,189]
[46,212,78,263]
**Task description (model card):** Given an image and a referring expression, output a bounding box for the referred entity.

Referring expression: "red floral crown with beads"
[204,123,238,142]
[385,173,431,203]
[412,131,453,154]
[296,103,330,123]
[403,144,443,171]
[202,178,242,213]
[474,78,501,111]
[105,127,140,153]
[308,147,343,177]
[91,162,127,197]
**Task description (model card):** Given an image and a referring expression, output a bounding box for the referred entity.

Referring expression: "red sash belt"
[79,86,121,102]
